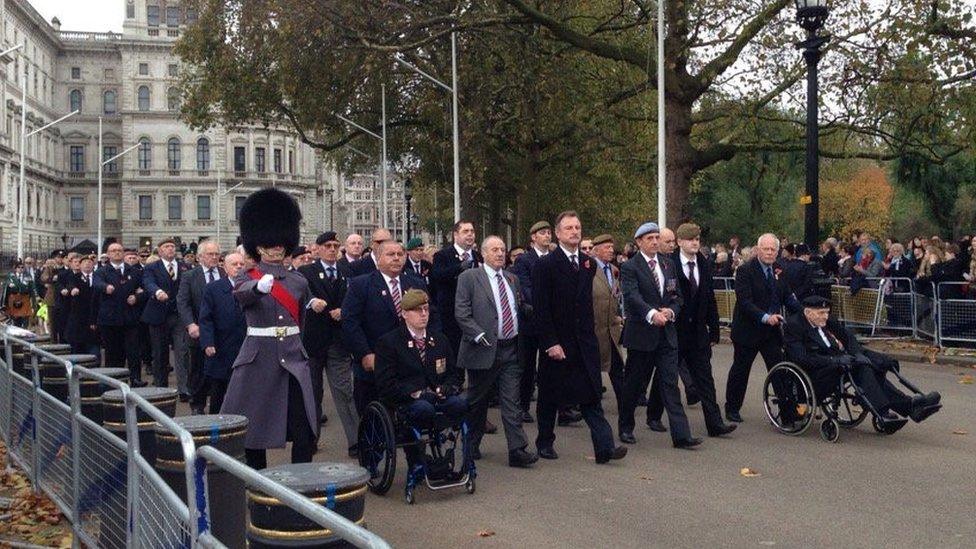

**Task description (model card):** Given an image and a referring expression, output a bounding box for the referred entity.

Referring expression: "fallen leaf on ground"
[740,467,761,478]
[958,374,973,385]
[639,475,653,481]
[952,429,968,435]
[477,529,496,538]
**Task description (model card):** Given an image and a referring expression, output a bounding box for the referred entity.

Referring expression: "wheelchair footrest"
[879,417,909,434]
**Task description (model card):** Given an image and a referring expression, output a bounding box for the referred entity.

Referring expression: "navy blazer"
[65,271,98,346]
[374,325,461,407]
[670,250,720,348]
[93,263,144,327]
[510,247,545,335]
[348,254,377,277]
[198,277,246,380]
[341,271,438,379]
[298,260,348,358]
[140,259,188,325]
[620,252,683,351]
[730,258,801,347]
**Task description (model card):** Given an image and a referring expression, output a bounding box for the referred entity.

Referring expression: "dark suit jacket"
[670,250,720,348]
[402,259,432,283]
[65,272,97,346]
[784,314,861,371]
[531,247,602,405]
[341,271,438,379]
[374,325,461,406]
[620,252,682,351]
[431,245,483,347]
[821,249,839,277]
[730,258,800,347]
[93,263,144,327]
[510,247,545,335]
[177,265,226,327]
[298,261,348,358]
[141,259,188,325]
[783,258,814,300]
[348,254,377,277]
[198,277,246,380]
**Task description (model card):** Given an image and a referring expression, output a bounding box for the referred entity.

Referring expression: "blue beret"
[634,222,660,239]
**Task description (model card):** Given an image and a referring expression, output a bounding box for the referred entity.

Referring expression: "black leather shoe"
[923,391,942,406]
[595,446,628,464]
[347,445,359,459]
[619,431,636,444]
[179,393,190,403]
[707,423,737,437]
[726,411,744,423]
[636,395,648,407]
[130,379,148,388]
[484,419,498,434]
[191,406,205,415]
[521,411,535,424]
[508,448,539,468]
[646,420,668,432]
[673,437,703,449]
[537,447,558,460]
[471,447,483,460]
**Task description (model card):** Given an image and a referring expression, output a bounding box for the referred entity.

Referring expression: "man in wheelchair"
[783,295,941,429]
[374,289,467,477]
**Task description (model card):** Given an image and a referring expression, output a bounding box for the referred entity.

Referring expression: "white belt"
[246,326,300,338]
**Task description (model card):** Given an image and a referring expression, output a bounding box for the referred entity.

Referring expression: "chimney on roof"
[51,17,61,31]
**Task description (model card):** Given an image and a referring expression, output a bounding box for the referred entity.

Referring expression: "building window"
[233,146,246,173]
[138,138,152,170]
[138,195,153,220]
[137,85,150,111]
[167,87,179,111]
[147,5,160,26]
[197,195,211,220]
[196,138,210,171]
[235,196,246,219]
[126,1,135,19]
[168,63,178,77]
[138,63,149,76]
[69,145,85,173]
[103,146,118,173]
[167,138,181,170]
[69,89,82,111]
[71,67,80,79]
[255,147,266,172]
[103,90,117,114]
[168,195,182,220]
[288,150,294,173]
[186,8,198,24]
[69,197,85,221]
[273,148,282,173]
[104,197,119,221]
[104,68,114,79]
[166,6,181,26]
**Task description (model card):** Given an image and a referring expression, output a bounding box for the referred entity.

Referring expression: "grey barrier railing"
[936,282,976,347]
[1,331,391,549]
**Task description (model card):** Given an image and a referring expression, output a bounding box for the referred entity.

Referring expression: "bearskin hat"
[239,188,302,259]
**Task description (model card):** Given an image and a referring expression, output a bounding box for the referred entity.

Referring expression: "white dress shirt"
[482,264,519,341]
[559,244,579,265]
[816,326,831,348]
[110,262,125,276]
[455,243,473,262]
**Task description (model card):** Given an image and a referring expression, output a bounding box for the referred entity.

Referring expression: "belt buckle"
[275,326,286,338]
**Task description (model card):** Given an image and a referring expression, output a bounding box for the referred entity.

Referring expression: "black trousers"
[51,306,66,343]
[518,332,539,412]
[122,325,144,382]
[208,376,229,415]
[648,358,698,414]
[188,344,209,409]
[100,325,126,369]
[618,347,691,442]
[649,345,724,432]
[725,337,784,415]
[353,375,379,417]
[607,345,625,402]
[244,375,315,469]
[536,394,614,457]
[854,352,913,415]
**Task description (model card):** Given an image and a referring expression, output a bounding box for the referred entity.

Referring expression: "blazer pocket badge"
[435,358,446,374]
[666,279,677,292]
[319,272,325,279]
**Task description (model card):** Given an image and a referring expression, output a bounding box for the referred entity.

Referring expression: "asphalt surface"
[252,344,975,548]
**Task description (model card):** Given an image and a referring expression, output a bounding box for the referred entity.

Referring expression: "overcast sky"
[30,0,124,33]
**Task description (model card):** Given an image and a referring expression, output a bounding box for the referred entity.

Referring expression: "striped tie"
[414,336,426,362]
[167,262,176,280]
[497,273,515,339]
[390,278,402,317]
[648,258,661,294]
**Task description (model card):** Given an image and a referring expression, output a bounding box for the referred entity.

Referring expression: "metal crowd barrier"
[713,277,735,326]
[936,282,976,347]
[1,331,391,549]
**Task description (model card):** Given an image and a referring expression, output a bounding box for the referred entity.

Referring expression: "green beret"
[675,223,701,240]
[406,237,424,251]
[529,221,551,235]
[401,289,429,311]
[592,234,614,246]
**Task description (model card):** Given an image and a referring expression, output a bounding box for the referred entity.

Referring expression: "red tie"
[390,278,402,316]
[497,273,515,339]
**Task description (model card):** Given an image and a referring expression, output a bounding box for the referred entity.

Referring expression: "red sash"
[247,268,300,324]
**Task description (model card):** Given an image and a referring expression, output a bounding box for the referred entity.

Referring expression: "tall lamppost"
[795,0,830,249]
[336,85,388,228]
[403,178,413,240]
[97,117,140,254]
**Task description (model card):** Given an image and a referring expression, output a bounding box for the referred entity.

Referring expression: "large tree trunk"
[663,97,695,226]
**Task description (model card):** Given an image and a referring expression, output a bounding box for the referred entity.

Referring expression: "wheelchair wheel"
[763,363,816,436]
[825,375,868,428]
[358,401,397,495]
[819,418,839,443]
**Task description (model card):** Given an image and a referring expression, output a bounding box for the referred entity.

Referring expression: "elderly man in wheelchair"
[366,289,475,503]
[763,295,942,441]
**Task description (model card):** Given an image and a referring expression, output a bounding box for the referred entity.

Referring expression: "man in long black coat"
[430,220,482,353]
[531,211,626,464]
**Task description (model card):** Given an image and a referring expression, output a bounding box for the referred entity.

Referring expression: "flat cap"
[401,288,429,311]
[316,231,339,245]
[675,223,701,240]
[634,222,660,239]
[592,234,614,246]
[123,248,139,255]
[529,221,551,235]
[406,237,424,250]
[802,295,831,308]
[157,237,176,247]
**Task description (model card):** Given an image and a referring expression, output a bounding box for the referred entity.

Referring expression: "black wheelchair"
[762,358,940,442]
[357,401,476,504]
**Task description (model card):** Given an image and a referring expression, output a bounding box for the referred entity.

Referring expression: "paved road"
[258,344,975,548]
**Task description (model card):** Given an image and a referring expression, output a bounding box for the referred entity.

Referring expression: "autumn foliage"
[820,165,894,239]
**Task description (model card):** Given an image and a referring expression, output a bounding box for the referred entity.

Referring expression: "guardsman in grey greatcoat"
[220,188,322,469]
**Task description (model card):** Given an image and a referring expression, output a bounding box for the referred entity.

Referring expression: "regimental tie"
[206,267,216,284]
[167,262,176,280]
[687,260,698,294]
[327,266,336,280]
[648,257,661,293]
[497,272,515,339]
[414,336,426,362]
[390,278,402,317]
[570,254,579,272]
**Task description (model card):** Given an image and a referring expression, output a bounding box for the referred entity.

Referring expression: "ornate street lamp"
[795,0,830,249]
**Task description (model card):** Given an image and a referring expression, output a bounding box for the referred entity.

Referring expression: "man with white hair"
[724,233,800,423]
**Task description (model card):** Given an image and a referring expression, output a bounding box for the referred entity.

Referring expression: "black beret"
[316,231,339,245]
[802,295,831,308]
